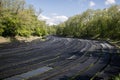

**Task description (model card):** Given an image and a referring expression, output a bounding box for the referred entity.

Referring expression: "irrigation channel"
[0,36,120,80]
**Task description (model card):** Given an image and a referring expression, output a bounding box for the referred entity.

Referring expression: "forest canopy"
[0,0,51,37]
[56,5,120,40]
[0,0,120,41]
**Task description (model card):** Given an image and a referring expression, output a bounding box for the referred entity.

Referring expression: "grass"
[110,40,120,48]
[112,74,120,80]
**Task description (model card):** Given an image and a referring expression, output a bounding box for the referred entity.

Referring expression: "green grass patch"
[112,74,120,80]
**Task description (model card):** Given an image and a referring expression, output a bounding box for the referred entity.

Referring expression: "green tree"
[0,0,49,37]
[56,5,120,40]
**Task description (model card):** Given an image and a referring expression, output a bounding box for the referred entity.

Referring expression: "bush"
[0,24,4,36]
[17,27,32,37]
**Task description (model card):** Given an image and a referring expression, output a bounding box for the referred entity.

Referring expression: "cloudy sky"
[26,0,120,25]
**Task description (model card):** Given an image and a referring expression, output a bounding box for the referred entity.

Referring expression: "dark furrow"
[0,37,78,79]
[49,53,102,80]
[71,42,112,80]
[28,41,92,80]
[1,36,119,80]
[0,39,66,67]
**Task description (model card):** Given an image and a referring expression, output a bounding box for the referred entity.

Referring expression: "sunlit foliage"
[56,5,120,40]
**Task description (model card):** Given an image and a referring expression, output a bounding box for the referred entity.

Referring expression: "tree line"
[0,0,55,37]
[56,5,120,40]
[1,0,119,40]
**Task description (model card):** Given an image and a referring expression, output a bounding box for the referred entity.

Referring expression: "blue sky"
[26,0,120,25]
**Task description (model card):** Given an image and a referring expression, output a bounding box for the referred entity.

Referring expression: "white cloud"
[54,16,68,22]
[90,1,96,7]
[38,14,50,21]
[38,14,68,25]
[105,0,116,5]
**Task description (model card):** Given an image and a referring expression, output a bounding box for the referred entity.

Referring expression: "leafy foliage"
[56,5,120,40]
[0,0,49,37]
